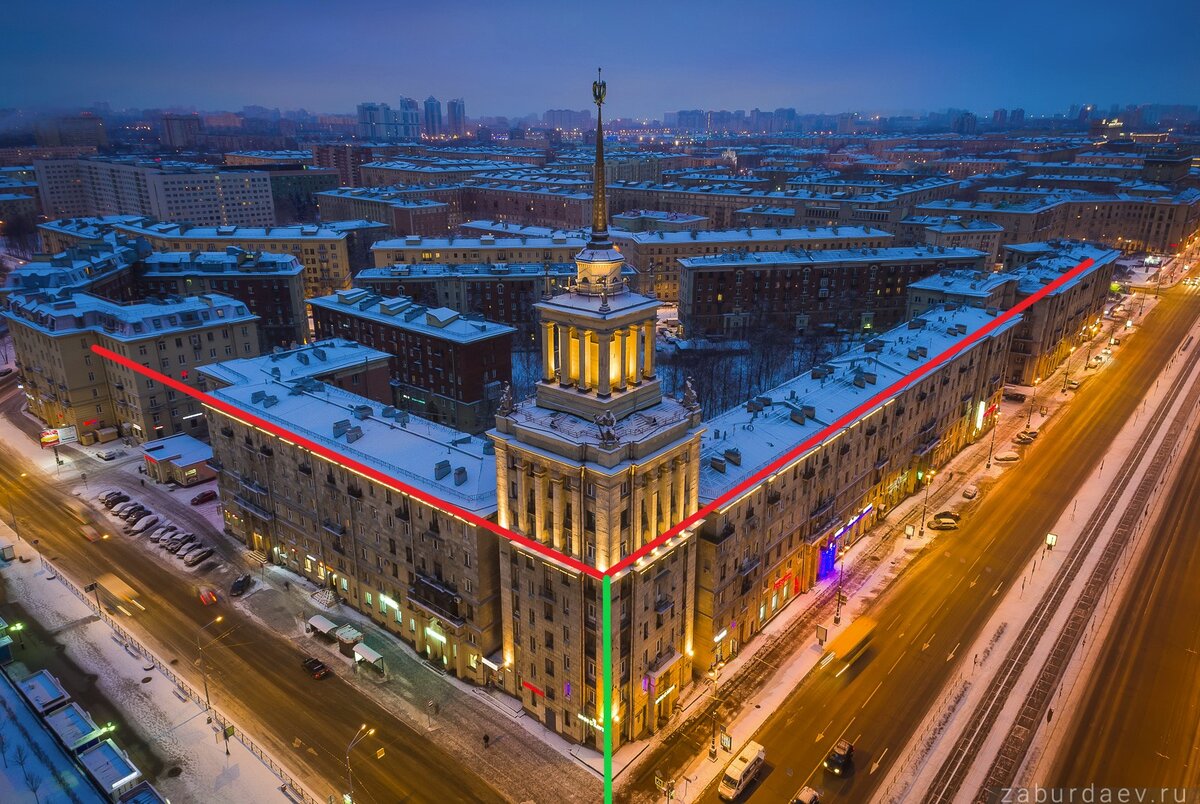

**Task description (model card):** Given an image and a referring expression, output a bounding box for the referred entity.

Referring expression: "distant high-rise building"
[357,102,398,139]
[836,112,857,134]
[446,98,466,136]
[1009,108,1025,125]
[953,111,978,134]
[424,96,443,137]
[991,108,1008,127]
[161,114,202,149]
[397,97,421,140]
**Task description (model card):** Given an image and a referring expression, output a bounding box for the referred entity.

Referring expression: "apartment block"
[201,366,502,683]
[3,292,259,441]
[198,338,393,406]
[314,187,452,236]
[34,157,276,227]
[309,289,515,434]
[371,230,586,268]
[894,216,1004,266]
[678,246,987,338]
[140,249,308,348]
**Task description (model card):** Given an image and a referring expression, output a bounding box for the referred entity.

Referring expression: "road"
[630,288,1200,804]
[0,390,504,803]
[1046,389,1200,787]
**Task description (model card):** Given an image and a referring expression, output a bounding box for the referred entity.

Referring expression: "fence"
[41,556,323,804]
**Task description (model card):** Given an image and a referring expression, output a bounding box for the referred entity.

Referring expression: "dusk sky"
[6,0,1199,119]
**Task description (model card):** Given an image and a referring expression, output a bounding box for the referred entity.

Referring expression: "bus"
[819,617,877,676]
[94,573,145,615]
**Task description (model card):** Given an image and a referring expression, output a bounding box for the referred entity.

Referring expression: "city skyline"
[5,0,1199,119]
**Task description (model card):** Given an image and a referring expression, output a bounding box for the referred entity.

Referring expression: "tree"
[11,742,28,769]
[0,727,7,767]
[22,765,43,804]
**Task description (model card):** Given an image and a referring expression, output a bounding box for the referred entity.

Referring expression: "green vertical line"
[602,574,614,804]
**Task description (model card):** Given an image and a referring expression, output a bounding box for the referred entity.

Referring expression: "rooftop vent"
[434,460,451,480]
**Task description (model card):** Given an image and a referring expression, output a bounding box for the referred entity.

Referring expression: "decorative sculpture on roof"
[593,409,618,447]
[497,382,513,416]
[681,376,699,410]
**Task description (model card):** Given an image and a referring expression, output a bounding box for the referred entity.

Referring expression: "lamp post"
[917,470,935,539]
[987,411,999,469]
[1062,346,1077,393]
[1026,378,1040,429]
[346,723,375,804]
[833,548,845,625]
[197,616,224,723]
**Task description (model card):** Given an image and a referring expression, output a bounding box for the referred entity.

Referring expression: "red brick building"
[308,288,516,433]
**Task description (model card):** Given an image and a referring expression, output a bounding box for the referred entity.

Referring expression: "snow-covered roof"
[140,433,213,467]
[197,338,390,387]
[1012,243,1121,296]
[373,231,585,250]
[364,158,534,173]
[698,304,1020,503]
[908,269,1013,297]
[225,150,312,161]
[309,290,516,343]
[316,186,454,209]
[78,739,141,793]
[141,250,304,276]
[457,220,589,239]
[3,292,256,340]
[617,224,891,245]
[17,670,71,713]
[208,378,499,515]
[44,702,102,750]
[37,215,151,240]
[612,209,709,222]
[900,216,1005,233]
[111,219,386,241]
[3,240,144,292]
[357,262,581,281]
[680,245,985,271]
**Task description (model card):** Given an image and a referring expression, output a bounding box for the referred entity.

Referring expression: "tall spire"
[590,68,609,247]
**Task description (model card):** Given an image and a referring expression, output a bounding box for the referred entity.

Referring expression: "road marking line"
[870,747,889,774]
[815,718,833,742]
[922,633,935,651]
[947,642,960,662]
[862,681,882,709]
[888,652,905,675]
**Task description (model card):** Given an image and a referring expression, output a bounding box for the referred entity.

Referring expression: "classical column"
[597,332,613,397]
[533,466,547,543]
[541,321,556,382]
[634,325,645,385]
[515,460,529,533]
[559,325,573,387]
[618,327,630,391]
[551,475,565,552]
[642,321,655,379]
[576,328,588,392]
[672,458,686,523]
[570,477,583,557]
[647,473,660,541]
[629,470,642,549]
[657,466,671,531]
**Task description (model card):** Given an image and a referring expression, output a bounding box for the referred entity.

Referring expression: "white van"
[718,741,765,801]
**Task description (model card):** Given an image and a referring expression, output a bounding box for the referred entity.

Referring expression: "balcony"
[409,574,465,626]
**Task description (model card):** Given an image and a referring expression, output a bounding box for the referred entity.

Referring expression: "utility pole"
[918,470,935,539]
[987,411,999,469]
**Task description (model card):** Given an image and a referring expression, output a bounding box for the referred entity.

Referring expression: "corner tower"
[490,72,704,749]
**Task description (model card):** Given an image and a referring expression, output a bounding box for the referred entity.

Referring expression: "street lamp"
[346,723,375,804]
[9,622,26,648]
[197,616,224,723]
[833,546,845,625]
[1026,378,1041,429]
[917,469,935,539]
[1062,346,1077,393]
[987,411,1000,469]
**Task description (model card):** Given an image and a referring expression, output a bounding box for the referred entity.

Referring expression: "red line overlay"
[92,257,1094,581]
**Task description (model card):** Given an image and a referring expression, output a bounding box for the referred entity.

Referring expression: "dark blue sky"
[5,0,1198,118]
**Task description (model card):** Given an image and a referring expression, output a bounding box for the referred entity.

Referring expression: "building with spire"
[489,73,704,749]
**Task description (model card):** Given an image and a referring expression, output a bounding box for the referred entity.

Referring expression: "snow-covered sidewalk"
[0,530,297,804]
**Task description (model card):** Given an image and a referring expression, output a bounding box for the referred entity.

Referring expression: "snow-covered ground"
[0,530,297,804]
[873,293,1197,803]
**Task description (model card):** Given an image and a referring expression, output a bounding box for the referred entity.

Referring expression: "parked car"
[97,489,121,502]
[97,450,118,461]
[149,526,178,543]
[301,657,331,679]
[230,574,252,597]
[190,490,217,505]
[164,534,195,552]
[167,535,196,554]
[178,543,207,560]
[130,514,161,534]
[994,451,1020,462]
[111,501,136,515]
[0,367,13,378]
[823,739,854,776]
[103,493,130,509]
[926,518,960,531]
[933,511,961,522]
[962,485,979,500]
[185,548,215,567]
[120,505,148,521]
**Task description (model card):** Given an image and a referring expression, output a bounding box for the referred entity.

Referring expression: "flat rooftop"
[680,245,985,270]
[310,289,516,343]
[198,338,391,387]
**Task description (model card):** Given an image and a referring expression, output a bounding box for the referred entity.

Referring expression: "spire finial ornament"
[589,69,610,247]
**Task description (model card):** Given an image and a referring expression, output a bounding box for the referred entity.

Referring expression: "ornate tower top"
[589,68,610,248]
